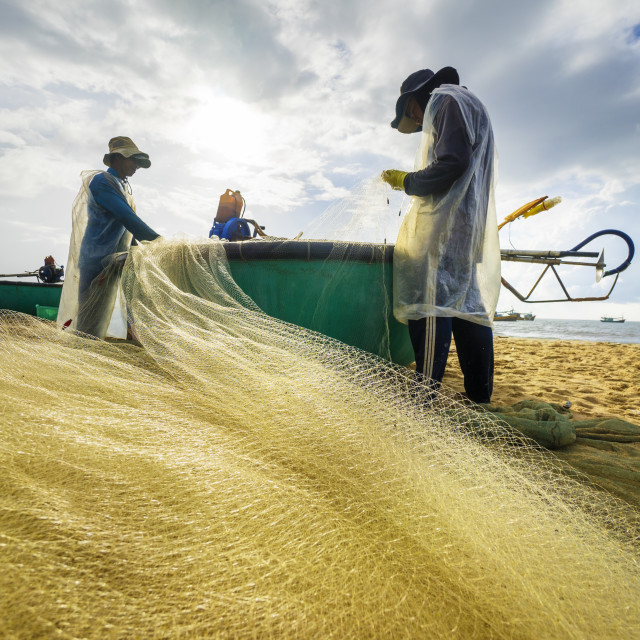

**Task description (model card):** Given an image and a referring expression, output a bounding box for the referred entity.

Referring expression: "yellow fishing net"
[1,238,639,638]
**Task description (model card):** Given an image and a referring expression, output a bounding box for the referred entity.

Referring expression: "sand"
[444,336,640,423]
[445,336,640,509]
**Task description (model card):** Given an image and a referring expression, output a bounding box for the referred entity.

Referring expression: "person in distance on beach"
[381,67,500,403]
[58,136,160,339]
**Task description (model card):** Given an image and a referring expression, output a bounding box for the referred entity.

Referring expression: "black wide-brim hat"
[391,66,459,133]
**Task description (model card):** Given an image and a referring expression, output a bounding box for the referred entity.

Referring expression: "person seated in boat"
[381,67,500,403]
[57,136,160,339]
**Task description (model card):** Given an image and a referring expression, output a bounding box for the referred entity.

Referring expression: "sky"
[0,0,639,320]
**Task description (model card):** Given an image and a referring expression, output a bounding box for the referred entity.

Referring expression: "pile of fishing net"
[1,238,639,638]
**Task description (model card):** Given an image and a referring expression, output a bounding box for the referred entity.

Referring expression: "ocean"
[493,318,640,344]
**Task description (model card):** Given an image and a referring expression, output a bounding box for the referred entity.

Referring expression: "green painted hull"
[0,241,414,366]
[0,281,62,316]
[228,259,413,365]
[221,240,413,365]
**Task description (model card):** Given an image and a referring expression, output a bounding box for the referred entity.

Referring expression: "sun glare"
[183,91,272,165]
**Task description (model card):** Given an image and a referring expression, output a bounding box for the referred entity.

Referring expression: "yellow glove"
[381,169,408,191]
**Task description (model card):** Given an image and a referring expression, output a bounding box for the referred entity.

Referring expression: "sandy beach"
[445,336,640,423]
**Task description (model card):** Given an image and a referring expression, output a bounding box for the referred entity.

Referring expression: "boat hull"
[0,280,62,316]
[223,241,413,365]
[228,259,413,365]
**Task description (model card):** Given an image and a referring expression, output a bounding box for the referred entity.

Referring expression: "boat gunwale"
[0,280,63,288]
[219,240,395,264]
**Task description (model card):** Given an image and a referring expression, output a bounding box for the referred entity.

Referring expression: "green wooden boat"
[0,241,415,366]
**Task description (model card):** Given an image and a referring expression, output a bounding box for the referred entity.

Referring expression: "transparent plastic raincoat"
[57,170,135,338]
[393,85,500,327]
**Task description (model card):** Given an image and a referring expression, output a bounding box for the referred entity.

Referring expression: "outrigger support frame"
[499,229,634,304]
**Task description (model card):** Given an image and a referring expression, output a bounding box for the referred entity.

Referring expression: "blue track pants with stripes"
[408,316,494,403]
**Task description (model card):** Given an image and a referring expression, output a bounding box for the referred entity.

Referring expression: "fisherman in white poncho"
[382,67,500,403]
[58,137,159,339]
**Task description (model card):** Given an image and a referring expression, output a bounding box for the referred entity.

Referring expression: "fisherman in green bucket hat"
[58,137,160,339]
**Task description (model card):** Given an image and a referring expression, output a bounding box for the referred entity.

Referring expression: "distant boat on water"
[495,309,535,322]
[600,316,625,323]
[494,310,519,321]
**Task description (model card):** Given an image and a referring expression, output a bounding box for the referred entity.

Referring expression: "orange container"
[215,189,244,223]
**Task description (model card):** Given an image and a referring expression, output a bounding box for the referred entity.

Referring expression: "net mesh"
[303,176,407,243]
[1,237,639,639]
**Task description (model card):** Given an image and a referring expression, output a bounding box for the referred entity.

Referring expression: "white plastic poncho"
[57,170,133,339]
[393,85,500,327]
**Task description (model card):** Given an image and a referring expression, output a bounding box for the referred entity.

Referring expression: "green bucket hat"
[103,136,151,168]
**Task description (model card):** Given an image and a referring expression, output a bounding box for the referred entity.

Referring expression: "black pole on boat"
[0,271,39,278]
